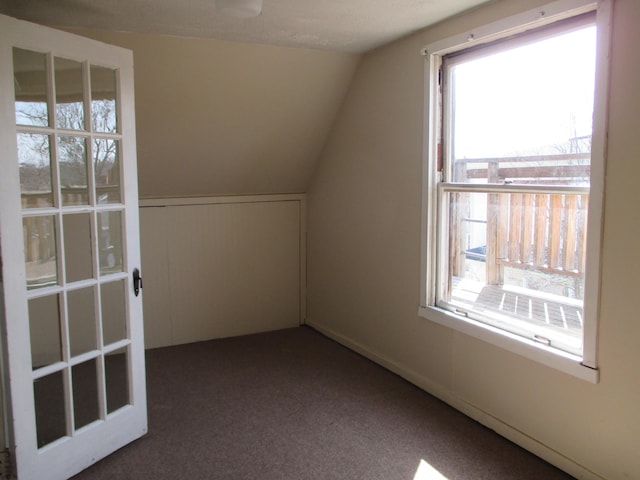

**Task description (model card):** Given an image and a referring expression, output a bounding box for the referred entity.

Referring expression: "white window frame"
[418,0,613,383]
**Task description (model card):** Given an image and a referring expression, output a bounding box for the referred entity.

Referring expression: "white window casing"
[419,0,613,383]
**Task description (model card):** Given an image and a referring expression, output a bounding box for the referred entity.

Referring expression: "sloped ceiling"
[0,0,492,53]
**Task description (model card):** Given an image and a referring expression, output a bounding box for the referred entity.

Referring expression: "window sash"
[442,12,596,68]
[436,183,589,356]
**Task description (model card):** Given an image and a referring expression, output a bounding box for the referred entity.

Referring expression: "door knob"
[133,268,142,297]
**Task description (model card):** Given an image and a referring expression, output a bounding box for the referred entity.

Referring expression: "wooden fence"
[451,154,590,285]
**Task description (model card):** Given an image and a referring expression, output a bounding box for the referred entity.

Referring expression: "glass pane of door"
[13,48,49,127]
[28,294,62,369]
[59,136,90,206]
[62,213,93,283]
[94,138,121,204]
[98,210,123,274]
[67,287,98,357]
[17,133,53,208]
[54,56,85,130]
[90,65,117,133]
[105,347,129,414]
[72,358,100,430]
[101,280,127,345]
[23,215,57,289]
[33,371,66,448]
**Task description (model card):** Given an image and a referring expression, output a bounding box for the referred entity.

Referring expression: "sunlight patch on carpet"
[413,459,449,480]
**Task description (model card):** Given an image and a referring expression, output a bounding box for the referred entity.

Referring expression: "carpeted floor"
[73,326,575,479]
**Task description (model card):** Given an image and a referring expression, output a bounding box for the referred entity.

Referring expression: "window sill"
[418,305,599,383]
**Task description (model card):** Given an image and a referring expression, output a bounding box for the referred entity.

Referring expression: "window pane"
[63,213,94,283]
[23,215,58,289]
[34,370,67,448]
[94,138,121,204]
[90,65,118,133]
[98,210,123,275]
[67,287,97,357]
[55,56,85,130]
[72,358,100,430]
[448,26,596,186]
[59,136,89,206]
[18,133,53,208]
[29,294,62,369]
[443,191,584,355]
[105,347,129,413]
[101,280,127,345]
[13,48,49,127]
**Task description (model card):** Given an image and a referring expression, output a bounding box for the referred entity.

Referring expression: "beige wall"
[139,197,303,349]
[307,0,640,479]
[69,28,360,198]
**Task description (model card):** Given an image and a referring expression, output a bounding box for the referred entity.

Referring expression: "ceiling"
[0,0,492,53]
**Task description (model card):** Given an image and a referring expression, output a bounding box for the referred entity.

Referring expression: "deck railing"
[451,153,590,286]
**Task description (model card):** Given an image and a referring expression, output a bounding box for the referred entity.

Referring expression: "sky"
[451,25,597,159]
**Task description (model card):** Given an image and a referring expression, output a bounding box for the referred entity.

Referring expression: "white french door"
[0,14,147,479]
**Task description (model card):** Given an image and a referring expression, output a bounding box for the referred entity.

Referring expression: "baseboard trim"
[305,320,604,480]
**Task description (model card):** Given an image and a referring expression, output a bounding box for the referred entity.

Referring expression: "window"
[419,0,611,382]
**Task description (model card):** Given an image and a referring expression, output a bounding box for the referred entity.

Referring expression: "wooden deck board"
[451,277,583,333]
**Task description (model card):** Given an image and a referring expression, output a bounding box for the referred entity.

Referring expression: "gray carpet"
[73,326,575,479]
